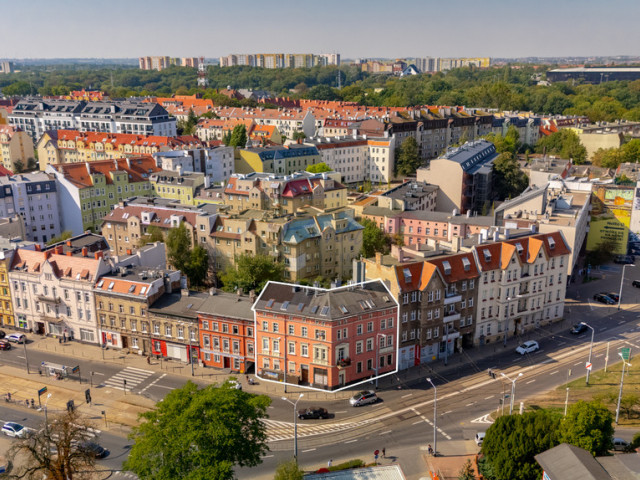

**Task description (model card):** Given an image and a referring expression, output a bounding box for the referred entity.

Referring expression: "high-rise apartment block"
[220,53,340,68]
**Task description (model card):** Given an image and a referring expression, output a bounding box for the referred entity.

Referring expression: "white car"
[2,422,31,438]
[516,340,539,355]
[6,333,26,344]
[227,380,242,390]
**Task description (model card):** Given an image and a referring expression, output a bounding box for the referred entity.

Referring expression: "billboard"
[586,185,634,254]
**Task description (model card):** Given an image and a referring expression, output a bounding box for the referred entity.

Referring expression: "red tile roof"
[427,252,479,283]
[10,249,102,282]
[103,205,200,229]
[49,157,161,189]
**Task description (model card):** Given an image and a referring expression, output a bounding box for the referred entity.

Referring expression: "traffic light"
[85,389,91,404]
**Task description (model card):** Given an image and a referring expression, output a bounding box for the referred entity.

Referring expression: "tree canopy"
[138,225,164,247]
[535,129,587,164]
[274,459,305,480]
[219,253,286,294]
[166,222,209,286]
[492,152,529,200]
[591,139,640,169]
[124,380,271,480]
[359,218,391,258]
[558,401,614,456]
[226,124,248,147]
[484,125,522,155]
[395,137,422,177]
[306,162,332,173]
[46,230,73,246]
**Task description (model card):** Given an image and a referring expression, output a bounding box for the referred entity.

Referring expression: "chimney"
[249,289,256,304]
[94,251,104,260]
[81,247,88,257]
[67,251,73,256]
[375,252,382,265]
[55,245,63,255]
[66,240,72,247]
[35,244,41,252]
[44,250,52,260]
[126,249,132,255]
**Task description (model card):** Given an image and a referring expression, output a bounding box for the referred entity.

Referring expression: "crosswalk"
[103,367,155,391]
[264,417,378,441]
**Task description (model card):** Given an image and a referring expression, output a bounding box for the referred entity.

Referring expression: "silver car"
[349,390,378,407]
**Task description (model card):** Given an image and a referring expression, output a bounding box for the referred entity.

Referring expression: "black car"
[0,330,5,339]
[602,292,620,302]
[632,280,640,288]
[298,407,329,420]
[570,324,588,335]
[614,255,634,265]
[593,293,615,305]
[0,340,10,350]
[78,441,107,459]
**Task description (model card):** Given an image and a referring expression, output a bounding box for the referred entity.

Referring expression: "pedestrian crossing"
[103,367,155,391]
[263,417,377,441]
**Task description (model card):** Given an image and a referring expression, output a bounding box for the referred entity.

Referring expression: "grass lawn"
[526,358,640,426]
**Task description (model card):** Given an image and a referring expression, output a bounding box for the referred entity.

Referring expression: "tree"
[485,125,522,155]
[124,380,271,480]
[166,222,191,272]
[47,230,73,246]
[592,147,624,169]
[219,253,285,294]
[535,130,587,164]
[292,131,306,141]
[185,244,209,287]
[481,410,561,480]
[13,160,24,174]
[558,401,614,456]
[492,152,529,199]
[274,459,305,480]
[306,162,332,173]
[228,124,248,148]
[138,225,164,247]
[359,218,390,258]
[395,137,421,177]
[458,458,476,480]
[618,393,639,420]
[8,409,97,480]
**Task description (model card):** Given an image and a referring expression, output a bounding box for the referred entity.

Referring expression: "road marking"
[344,439,358,444]
[578,335,586,339]
[595,354,604,358]
[484,395,494,400]
[401,393,413,398]
[619,321,625,325]
[558,342,566,345]
[379,430,392,435]
[526,379,536,384]
[334,411,347,414]
[444,410,452,414]
[511,358,520,362]
[574,362,582,366]
[16,356,24,359]
[139,373,167,394]
[466,402,475,406]
[549,371,559,375]
[302,448,316,453]
[471,414,494,424]
[600,328,608,332]
[412,420,424,425]
[263,455,274,458]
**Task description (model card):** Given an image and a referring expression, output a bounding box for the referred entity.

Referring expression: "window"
[272,322,279,333]
[131,320,137,331]
[367,321,373,332]
[301,326,308,337]
[165,325,171,336]
[301,344,308,357]
[288,342,295,355]
[366,338,373,351]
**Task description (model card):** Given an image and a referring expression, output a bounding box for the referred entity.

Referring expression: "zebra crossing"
[103,367,155,391]
[264,417,377,442]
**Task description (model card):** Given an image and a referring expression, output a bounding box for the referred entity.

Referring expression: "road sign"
[586,362,592,371]
[620,348,631,361]
[37,386,47,396]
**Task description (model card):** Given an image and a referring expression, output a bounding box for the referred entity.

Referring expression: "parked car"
[632,280,640,288]
[593,293,615,305]
[78,441,108,459]
[614,255,634,265]
[612,438,629,452]
[2,422,31,438]
[0,330,5,339]
[603,292,620,302]
[0,339,10,350]
[349,390,378,407]
[227,380,242,390]
[475,432,486,446]
[570,324,588,335]
[298,407,329,420]
[6,333,26,344]
[516,340,539,355]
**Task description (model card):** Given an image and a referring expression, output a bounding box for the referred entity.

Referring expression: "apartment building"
[37,130,203,171]
[0,249,15,328]
[150,171,205,205]
[376,181,438,212]
[472,232,570,346]
[46,157,161,234]
[252,280,397,390]
[197,289,255,372]
[0,172,62,244]
[236,145,321,176]
[220,53,340,68]
[139,56,201,71]
[152,146,235,184]
[417,140,498,214]
[214,107,316,139]
[492,113,541,148]
[9,99,177,142]
[0,126,35,172]
[195,118,254,142]
[9,247,111,342]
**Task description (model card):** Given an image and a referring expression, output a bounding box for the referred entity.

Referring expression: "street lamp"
[615,353,632,424]
[618,264,635,310]
[282,393,304,460]
[501,372,523,414]
[277,336,287,393]
[180,322,195,376]
[375,333,386,388]
[581,322,595,385]
[44,393,52,434]
[426,378,437,457]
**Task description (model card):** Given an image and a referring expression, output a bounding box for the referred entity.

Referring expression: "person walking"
[327,459,332,468]
[382,447,386,458]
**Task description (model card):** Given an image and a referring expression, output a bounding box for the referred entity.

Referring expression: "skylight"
[310,305,319,314]
[339,305,348,314]
[265,298,275,309]
[320,306,330,316]
[108,282,115,291]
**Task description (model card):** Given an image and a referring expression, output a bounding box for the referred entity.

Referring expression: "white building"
[152,146,235,185]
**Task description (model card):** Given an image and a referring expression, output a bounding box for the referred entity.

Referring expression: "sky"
[2,0,639,59]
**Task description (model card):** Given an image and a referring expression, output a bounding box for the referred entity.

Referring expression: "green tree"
[222,129,232,146]
[536,130,587,164]
[138,225,164,247]
[274,459,305,480]
[166,222,191,272]
[558,401,614,456]
[185,244,209,287]
[484,125,522,155]
[458,458,475,480]
[47,230,73,245]
[395,137,421,177]
[492,152,529,199]
[228,124,248,147]
[359,218,390,258]
[592,147,624,168]
[306,162,332,173]
[481,410,561,480]
[13,159,24,174]
[220,253,285,294]
[621,138,640,163]
[618,393,639,420]
[292,131,306,141]
[124,380,271,480]
[8,409,97,480]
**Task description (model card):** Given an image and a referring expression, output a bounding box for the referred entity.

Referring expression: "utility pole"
[615,353,632,424]
[427,378,437,457]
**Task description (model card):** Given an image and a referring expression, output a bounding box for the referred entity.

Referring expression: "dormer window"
[443,260,451,275]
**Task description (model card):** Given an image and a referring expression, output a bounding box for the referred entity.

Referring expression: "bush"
[328,459,365,471]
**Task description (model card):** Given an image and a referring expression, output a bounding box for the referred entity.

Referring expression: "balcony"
[444,294,462,305]
[337,357,351,368]
[443,312,461,323]
[37,295,61,304]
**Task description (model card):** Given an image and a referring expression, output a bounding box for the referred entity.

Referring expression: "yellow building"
[150,171,205,205]
[236,145,320,175]
[0,250,15,328]
[0,126,35,172]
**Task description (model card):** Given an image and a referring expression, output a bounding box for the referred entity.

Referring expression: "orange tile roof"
[95,276,155,296]
[419,262,438,290]
[11,249,101,282]
[104,205,201,230]
[427,252,479,284]
[49,157,161,189]
[475,243,502,271]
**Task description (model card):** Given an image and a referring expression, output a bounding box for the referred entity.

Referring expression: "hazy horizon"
[2,0,638,59]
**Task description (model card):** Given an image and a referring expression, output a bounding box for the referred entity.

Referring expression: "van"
[475,432,486,446]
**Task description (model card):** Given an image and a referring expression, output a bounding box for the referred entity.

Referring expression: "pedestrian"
[328,459,332,468]
[382,447,386,458]
[146,356,151,365]
[428,444,433,455]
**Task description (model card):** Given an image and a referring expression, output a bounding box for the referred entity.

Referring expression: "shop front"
[101,330,121,348]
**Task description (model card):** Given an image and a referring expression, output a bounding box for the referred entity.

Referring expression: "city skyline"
[2,0,638,60]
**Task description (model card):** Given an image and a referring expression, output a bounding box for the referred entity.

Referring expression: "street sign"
[620,348,631,361]
[586,362,592,371]
[71,365,80,373]
[37,387,47,396]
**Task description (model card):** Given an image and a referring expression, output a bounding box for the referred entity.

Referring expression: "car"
[570,324,588,335]
[78,441,108,459]
[0,339,10,350]
[0,330,5,339]
[632,280,640,288]
[6,333,26,344]
[515,340,539,355]
[349,390,378,407]
[227,380,242,390]
[603,292,620,302]
[593,293,615,305]
[614,255,634,265]
[2,422,30,438]
[612,438,629,452]
[298,407,329,420]
[475,432,486,446]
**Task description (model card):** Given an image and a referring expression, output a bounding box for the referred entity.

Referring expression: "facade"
[37,130,203,171]
[547,67,640,83]
[46,157,161,234]
[0,172,62,244]
[236,145,321,176]
[492,113,541,148]
[214,107,316,139]
[0,249,15,328]
[376,181,438,212]
[197,289,255,372]
[150,171,205,205]
[152,146,235,184]
[139,56,201,71]
[9,99,177,142]
[220,53,340,68]
[0,126,35,172]
[417,140,498,214]
[9,247,111,341]
[253,280,398,390]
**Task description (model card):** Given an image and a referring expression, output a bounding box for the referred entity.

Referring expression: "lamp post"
[43,393,52,434]
[618,264,635,310]
[581,322,594,385]
[188,325,195,377]
[426,377,437,456]
[443,323,449,366]
[277,336,287,393]
[615,353,632,424]
[22,339,30,374]
[375,333,385,388]
[501,372,523,414]
[282,393,304,460]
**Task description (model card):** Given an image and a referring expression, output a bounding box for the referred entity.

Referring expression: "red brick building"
[253,280,399,391]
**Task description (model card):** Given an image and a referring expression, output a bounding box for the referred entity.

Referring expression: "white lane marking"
[619,321,625,325]
[379,430,392,435]
[558,342,566,345]
[484,395,494,400]
[574,362,582,366]
[444,410,452,414]
[263,455,274,458]
[595,354,604,358]
[334,411,347,414]
[466,402,475,406]
[124,367,155,374]
[344,439,358,444]
[401,393,413,398]
[526,379,536,384]
[139,373,167,394]
[16,356,25,359]
[549,371,559,376]
[600,328,608,332]
[412,420,424,425]
[302,448,316,453]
